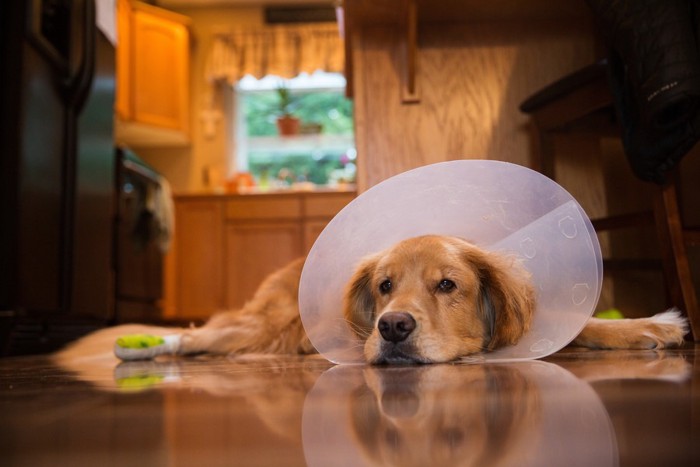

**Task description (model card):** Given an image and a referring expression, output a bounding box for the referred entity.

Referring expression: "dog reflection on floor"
[339,354,691,467]
[347,365,541,467]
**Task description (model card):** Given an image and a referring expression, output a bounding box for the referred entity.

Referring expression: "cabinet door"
[301,193,355,252]
[122,2,190,132]
[132,9,189,131]
[224,222,303,309]
[303,220,331,253]
[175,200,224,318]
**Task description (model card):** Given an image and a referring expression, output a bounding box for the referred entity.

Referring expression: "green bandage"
[114,333,181,361]
[115,334,165,349]
[116,374,165,390]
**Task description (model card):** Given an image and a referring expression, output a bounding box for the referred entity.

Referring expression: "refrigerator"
[0,0,118,355]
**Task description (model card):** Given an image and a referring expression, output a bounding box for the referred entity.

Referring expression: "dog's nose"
[378,312,416,343]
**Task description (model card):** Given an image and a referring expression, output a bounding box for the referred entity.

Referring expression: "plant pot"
[276,115,301,136]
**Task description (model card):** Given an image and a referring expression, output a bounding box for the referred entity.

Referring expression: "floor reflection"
[0,347,696,466]
[303,362,617,467]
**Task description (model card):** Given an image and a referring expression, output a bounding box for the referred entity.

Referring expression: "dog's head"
[348,365,541,466]
[343,235,535,364]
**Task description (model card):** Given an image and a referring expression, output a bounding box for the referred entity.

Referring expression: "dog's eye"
[379,279,393,294]
[437,279,456,293]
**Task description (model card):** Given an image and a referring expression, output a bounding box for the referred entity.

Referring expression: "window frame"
[232,72,354,182]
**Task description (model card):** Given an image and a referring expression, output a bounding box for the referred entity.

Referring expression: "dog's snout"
[378,312,416,343]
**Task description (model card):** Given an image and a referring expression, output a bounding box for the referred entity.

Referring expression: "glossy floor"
[1,345,699,466]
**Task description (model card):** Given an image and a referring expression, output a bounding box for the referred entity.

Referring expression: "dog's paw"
[114,334,182,361]
[637,309,689,349]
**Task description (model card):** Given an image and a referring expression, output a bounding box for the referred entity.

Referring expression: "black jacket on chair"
[586,0,700,184]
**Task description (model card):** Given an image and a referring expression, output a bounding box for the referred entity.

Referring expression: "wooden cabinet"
[172,199,225,318]
[224,222,303,309]
[115,0,191,146]
[302,194,353,251]
[168,191,355,320]
[223,196,303,309]
[303,220,331,253]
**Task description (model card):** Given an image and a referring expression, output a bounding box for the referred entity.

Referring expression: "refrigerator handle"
[66,0,96,113]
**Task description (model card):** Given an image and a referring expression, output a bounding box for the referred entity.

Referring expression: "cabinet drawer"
[304,193,355,218]
[225,197,302,220]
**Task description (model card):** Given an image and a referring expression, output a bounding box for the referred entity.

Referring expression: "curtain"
[205,23,344,84]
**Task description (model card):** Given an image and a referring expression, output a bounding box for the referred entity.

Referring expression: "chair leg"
[653,180,699,340]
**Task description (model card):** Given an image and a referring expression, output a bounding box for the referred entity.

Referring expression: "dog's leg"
[111,322,257,361]
[175,257,312,357]
[178,311,313,356]
[572,309,689,350]
[178,318,261,355]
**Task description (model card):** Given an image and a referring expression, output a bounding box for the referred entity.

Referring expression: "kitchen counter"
[165,189,356,320]
[174,183,357,199]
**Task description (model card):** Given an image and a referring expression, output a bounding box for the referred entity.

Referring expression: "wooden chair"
[520,61,700,340]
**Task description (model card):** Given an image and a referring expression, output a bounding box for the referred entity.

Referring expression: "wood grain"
[174,199,225,317]
[224,221,303,309]
[167,192,355,319]
[352,21,597,191]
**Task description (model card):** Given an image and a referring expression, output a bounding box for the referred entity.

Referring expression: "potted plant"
[275,83,301,136]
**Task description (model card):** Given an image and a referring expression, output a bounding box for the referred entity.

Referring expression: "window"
[234,71,356,190]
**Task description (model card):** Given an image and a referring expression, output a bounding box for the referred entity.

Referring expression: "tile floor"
[1,344,699,466]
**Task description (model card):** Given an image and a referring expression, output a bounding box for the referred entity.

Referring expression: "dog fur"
[64,235,688,364]
[342,235,536,363]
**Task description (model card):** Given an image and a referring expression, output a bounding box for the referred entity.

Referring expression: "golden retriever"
[77,235,688,364]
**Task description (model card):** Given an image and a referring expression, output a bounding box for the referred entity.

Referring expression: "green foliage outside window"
[243,90,354,136]
[240,88,355,186]
[247,152,348,186]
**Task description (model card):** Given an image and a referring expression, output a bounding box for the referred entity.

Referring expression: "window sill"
[246,134,355,154]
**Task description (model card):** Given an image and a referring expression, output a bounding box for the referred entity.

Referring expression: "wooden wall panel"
[352,21,598,192]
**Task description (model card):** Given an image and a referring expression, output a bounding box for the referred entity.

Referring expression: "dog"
[66,235,689,364]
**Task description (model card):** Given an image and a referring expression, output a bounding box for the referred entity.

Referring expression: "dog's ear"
[465,246,536,351]
[343,254,380,336]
